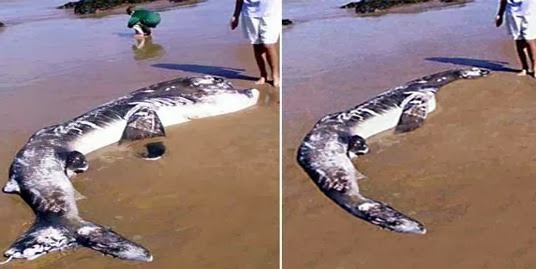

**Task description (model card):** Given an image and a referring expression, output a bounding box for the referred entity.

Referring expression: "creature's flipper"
[3,220,77,261]
[121,106,167,160]
[65,151,89,177]
[3,163,22,194]
[74,189,86,201]
[395,93,435,133]
[121,107,165,142]
[76,221,152,262]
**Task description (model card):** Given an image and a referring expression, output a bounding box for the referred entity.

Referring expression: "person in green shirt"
[126,6,161,38]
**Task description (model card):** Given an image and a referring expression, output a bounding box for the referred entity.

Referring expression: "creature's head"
[346,135,369,159]
[65,151,89,177]
[459,68,490,79]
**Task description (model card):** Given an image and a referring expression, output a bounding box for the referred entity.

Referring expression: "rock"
[0,22,4,28]
[58,0,190,15]
[282,19,293,26]
[58,1,78,9]
[341,0,430,13]
[341,0,463,14]
[340,2,360,9]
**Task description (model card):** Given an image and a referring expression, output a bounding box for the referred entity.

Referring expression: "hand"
[230,16,239,30]
[495,15,503,27]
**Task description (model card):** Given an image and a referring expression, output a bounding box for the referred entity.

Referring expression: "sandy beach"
[283,0,536,268]
[0,1,279,268]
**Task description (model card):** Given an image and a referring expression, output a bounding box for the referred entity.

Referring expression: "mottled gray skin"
[297,68,490,234]
[2,76,258,263]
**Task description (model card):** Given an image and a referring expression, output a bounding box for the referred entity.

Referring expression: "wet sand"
[284,0,536,268]
[0,1,278,268]
[285,73,536,269]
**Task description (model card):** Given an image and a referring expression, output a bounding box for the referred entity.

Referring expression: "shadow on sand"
[426,57,518,72]
[114,32,134,38]
[152,63,258,81]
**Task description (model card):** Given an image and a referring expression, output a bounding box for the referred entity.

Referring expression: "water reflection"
[132,37,165,61]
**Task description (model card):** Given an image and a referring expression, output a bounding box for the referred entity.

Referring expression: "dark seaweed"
[58,0,189,15]
[341,0,465,14]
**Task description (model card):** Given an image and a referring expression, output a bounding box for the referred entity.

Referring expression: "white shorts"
[132,23,152,36]
[133,24,144,35]
[241,16,280,45]
[506,13,536,40]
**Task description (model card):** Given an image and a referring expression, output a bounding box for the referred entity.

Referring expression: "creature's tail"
[3,217,152,262]
[297,142,426,235]
[327,190,426,234]
[75,220,153,262]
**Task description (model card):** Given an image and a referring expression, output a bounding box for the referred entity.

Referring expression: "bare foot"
[255,77,267,85]
[517,69,528,76]
[134,34,145,40]
[273,77,280,87]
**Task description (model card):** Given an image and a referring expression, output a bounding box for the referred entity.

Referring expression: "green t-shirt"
[128,9,161,28]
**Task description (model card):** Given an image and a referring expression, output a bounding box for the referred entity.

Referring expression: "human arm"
[127,13,140,28]
[496,0,507,27]
[230,0,243,30]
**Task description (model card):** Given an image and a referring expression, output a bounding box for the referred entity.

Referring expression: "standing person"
[496,0,536,77]
[127,6,161,38]
[230,0,281,87]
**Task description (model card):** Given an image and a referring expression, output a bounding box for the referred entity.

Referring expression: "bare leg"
[515,39,530,75]
[133,24,145,39]
[526,39,536,77]
[253,44,268,84]
[264,43,280,87]
[139,24,152,36]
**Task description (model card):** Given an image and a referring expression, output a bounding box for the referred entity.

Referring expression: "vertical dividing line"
[278,4,283,268]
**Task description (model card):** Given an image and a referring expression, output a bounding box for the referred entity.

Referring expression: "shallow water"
[0,0,68,24]
[0,1,279,268]
[283,0,536,268]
